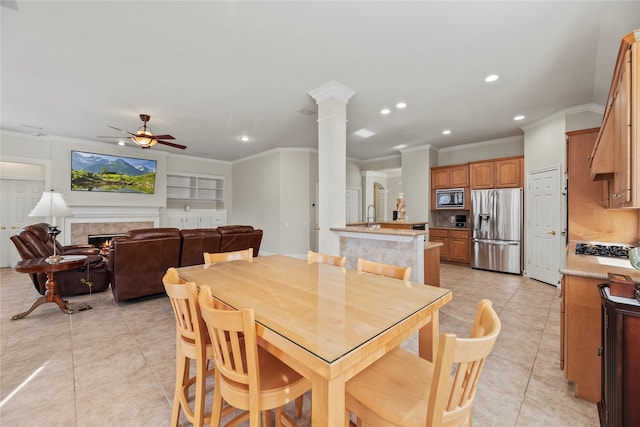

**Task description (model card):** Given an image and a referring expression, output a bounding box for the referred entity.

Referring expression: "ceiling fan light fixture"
[132,128,157,147]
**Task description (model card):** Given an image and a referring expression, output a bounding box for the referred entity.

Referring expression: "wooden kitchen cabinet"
[561,274,602,404]
[598,285,640,427]
[429,228,470,263]
[469,156,523,189]
[590,30,639,208]
[430,163,469,189]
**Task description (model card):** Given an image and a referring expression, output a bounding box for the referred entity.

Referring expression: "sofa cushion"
[217,225,263,256]
[179,228,222,267]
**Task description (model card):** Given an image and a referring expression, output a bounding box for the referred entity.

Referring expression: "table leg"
[311,374,347,427]
[418,310,439,362]
[11,271,70,320]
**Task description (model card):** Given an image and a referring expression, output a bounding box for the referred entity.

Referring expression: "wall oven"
[435,188,465,209]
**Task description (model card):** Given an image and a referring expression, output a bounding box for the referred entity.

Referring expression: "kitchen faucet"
[366,204,376,227]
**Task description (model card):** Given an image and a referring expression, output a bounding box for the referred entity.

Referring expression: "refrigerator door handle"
[472,239,519,246]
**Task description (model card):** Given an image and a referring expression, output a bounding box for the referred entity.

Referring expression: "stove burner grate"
[575,243,633,258]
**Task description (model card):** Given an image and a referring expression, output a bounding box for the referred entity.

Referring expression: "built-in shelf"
[167,173,224,208]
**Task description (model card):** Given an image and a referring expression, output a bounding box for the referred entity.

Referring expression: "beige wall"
[436,135,524,166]
[400,146,430,222]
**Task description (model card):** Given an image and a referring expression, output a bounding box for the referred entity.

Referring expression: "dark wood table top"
[13,255,87,274]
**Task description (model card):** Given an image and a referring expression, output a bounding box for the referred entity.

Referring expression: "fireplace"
[88,233,126,250]
[64,207,160,245]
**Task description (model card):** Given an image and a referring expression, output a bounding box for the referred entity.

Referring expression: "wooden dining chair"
[308,250,346,268]
[345,299,501,427]
[163,268,245,427]
[357,258,412,281]
[203,248,253,265]
[198,285,312,427]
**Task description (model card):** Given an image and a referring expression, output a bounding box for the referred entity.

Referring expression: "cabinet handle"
[597,347,603,357]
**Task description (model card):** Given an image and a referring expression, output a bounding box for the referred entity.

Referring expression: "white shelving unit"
[166,173,224,203]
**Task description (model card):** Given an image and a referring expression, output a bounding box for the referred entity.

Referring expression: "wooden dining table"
[177,255,452,427]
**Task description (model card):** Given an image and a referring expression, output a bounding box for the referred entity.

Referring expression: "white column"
[309,81,355,255]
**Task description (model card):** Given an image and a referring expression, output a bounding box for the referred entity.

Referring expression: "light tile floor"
[0,263,599,426]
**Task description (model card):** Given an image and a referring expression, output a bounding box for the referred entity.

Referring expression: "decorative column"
[309,80,355,255]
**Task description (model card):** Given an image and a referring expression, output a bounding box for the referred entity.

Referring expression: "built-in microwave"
[435,188,465,209]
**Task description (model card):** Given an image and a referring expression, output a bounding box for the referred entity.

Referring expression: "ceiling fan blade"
[158,140,186,149]
[107,125,137,137]
[150,134,175,140]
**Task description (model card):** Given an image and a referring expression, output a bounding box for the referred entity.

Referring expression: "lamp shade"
[29,190,72,218]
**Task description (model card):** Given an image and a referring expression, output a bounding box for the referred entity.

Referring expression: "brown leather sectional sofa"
[108,225,263,302]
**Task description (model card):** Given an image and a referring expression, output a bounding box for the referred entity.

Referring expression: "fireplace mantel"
[64,207,160,245]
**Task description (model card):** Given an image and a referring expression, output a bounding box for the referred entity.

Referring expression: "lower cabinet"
[429,228,470,263]
[598,285,640,427]
[167,210,226,229]
[561,274,602,403]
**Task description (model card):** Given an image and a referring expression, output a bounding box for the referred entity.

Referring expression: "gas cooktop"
[575,243,634,258]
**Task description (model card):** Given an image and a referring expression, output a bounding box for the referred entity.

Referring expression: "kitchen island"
[331,226,431,283]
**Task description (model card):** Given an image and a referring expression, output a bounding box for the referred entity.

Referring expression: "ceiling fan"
[98,114,186,150]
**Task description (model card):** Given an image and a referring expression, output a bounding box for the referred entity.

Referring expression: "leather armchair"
[217,225,263,256]
[179,228,222,267]
[108,228,182,302]
[10,223,110,296]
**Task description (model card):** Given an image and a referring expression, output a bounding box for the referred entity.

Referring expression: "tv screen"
[71,150,157,194]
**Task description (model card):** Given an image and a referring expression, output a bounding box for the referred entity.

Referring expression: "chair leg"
[211,373,225,426]
[261,409,272,426]
[193,350,206,427]
[171,346,187,426]
[294,395,303,417]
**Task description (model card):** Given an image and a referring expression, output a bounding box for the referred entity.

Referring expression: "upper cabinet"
[470,156,523,189]
[430,163,469,189]
[590,30,639,208]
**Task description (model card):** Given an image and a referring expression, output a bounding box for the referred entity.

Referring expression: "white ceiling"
[2,1,639,162]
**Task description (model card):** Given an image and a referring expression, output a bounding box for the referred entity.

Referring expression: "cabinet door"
[198,216,213,228]
[167,215,184,229]
[449,237,469,262]
[612,49,632,207]
[449,164,470,187]
[470,162,495,189]
[495,158,522,188]
[563,275,602,403]
[431,168,450,189]
[430,235,449,260]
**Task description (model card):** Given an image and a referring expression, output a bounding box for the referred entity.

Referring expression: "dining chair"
[308,250,346,268]
[345,299,501,427]
[357,258,412,281]
[203,248,253,265]
[162,268,245,427]
[198,285,312,427]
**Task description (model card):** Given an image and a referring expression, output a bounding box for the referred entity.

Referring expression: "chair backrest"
[162,267,207,359]
[198,286,260,407]
[427,299,501,427]
[308,250,346,268]
[203,248,253,265]
[357,258,411,281]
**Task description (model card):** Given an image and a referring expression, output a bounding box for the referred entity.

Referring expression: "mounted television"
[71,150,157,194]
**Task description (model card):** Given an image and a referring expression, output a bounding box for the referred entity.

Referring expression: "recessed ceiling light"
[118,141,125,146]
[240,136,250,142]
[396,102,407,109]
[393,144,407,150]
[513,115,525,121]
[485,74,499,82]
[380,108,391,115]
[442,130,452,135]
[354,129,375,138]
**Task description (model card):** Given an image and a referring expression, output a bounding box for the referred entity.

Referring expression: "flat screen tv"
[71,150,157,194]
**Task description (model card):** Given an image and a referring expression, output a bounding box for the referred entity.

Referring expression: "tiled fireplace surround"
[64,207,160,245]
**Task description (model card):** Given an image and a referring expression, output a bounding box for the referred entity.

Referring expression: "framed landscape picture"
[71,150,157,194]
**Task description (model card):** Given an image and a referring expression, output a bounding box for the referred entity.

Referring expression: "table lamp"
[29,189,73,263]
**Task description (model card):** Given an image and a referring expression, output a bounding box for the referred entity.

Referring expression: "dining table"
[177,254,452,427]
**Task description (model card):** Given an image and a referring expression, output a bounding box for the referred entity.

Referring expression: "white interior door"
[1,178,45,267]
[528,167,562,286]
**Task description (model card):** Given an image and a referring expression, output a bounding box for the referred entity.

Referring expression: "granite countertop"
[561,241,640,284]
[346,221,428,226]
[429,225,470,230]
[331,226,428,236]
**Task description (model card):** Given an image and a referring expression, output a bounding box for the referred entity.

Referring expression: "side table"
[12,255,87,320]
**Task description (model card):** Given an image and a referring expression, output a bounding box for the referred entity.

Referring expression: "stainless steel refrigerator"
[471,188,523,274]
